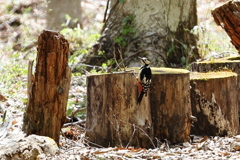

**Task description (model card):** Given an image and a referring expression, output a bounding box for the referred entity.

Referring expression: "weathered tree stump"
[23,30,71,145]
[212,0,240,52]
[150,68,192,144]
[86,72,153,148]
[191,59,240,123]
[190,72,238,136]
[86,67,192,148]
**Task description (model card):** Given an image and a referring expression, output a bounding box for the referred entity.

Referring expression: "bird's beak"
[138,57,142,59]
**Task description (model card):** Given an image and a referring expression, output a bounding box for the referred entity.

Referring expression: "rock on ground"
[0,134,58,160]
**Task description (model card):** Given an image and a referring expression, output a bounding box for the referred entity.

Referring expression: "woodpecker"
[137,57,152,104]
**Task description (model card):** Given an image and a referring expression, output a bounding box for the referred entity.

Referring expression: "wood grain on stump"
[190,71,238,136]
[23,30,71,145]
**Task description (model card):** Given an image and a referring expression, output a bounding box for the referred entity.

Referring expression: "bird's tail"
[137,91,145,104]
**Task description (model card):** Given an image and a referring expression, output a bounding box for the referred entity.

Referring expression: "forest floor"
[1,0,240,159]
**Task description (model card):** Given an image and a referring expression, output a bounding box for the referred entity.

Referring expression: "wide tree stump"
[191,58,240,122]
[190,72,238,136]
[86,72,153,148]
[23,30,71,144]
[150,68,192,144]
[212,0,240,52]
[86,67,192,148]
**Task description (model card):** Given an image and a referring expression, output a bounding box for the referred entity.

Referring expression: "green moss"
[190,71,237,80]
[195,58,240,65]
[128,67,189,74]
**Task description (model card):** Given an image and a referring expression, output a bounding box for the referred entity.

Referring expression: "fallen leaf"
[129,148,144,152]
[218,151,230,156]
[199,136,208,143]
[114,147,126,151]
[0,94,7,102]
[153,155,161,159]
[93,148,113,154]
[12,120,18,125]
[231,141,240,151]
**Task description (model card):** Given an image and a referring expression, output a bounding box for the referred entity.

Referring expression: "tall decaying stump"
[150,68,192,144]
[23,30,71,144]
[190,72,238,136]
[86,67,192,148]
[212,0,240,52]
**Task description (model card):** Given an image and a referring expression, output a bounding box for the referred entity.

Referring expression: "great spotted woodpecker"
[137,57,152,104]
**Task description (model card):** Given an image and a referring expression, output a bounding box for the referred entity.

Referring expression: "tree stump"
[212,0,240,52]
[23,30,71,145]
[191,59,240,123]
[86,67,192,148]
[190,72,238,136]
[150,67,192,144]
[86,72,154,148]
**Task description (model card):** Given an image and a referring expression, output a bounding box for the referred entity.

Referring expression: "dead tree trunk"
[23,30,71,145]
[212,0,240,53]
[150,68,192,144]
[190,72,238,136]
[86,67,192,148]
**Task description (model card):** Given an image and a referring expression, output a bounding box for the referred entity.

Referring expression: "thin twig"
[113,45,123,71]
[84,138,104,148]
[117,46,126,70]
[119,119,156,148]
[103,0,110,23]
[164,139,170,151]
[71,107,86,117]
[101,0,119,33]
[155,137,162,148]
[126,124,136,148]
[63,120,86,127]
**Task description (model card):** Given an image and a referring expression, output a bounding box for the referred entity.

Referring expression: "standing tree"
[85,0,199,68]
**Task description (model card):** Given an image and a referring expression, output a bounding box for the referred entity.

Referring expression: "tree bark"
[86,0,199,68]
[23,30,71,145]
[86,67,192,148]
[212,0,240,53]
[190,72,239,136]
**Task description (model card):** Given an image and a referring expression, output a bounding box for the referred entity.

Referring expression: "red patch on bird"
[138,81,143,92]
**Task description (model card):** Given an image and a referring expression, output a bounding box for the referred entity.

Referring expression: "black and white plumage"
[137,57,152,104]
